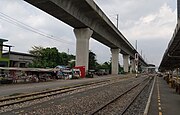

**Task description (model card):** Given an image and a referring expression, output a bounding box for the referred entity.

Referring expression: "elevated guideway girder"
[24,0,135,57]
[24,0,148,72]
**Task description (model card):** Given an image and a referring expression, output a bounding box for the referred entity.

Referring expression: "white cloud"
[0,0,75,54]
[90,38,111,64]
[123,3,176,41]
[140,14,157,24]
[95,0,177,66]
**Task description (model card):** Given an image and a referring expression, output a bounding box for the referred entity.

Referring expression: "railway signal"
[135,53,139,77]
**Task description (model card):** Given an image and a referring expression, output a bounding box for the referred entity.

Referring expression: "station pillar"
[123,55,130,73]
[111,48,120,74]
[74,28,93,72]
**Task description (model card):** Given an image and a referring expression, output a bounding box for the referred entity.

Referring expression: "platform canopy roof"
[159,20,180,71]
[0,38,8,43]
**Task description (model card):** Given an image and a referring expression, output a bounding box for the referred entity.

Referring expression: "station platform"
[148,76,180,115]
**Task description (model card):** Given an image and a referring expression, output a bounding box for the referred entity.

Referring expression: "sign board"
[135,53,139,61]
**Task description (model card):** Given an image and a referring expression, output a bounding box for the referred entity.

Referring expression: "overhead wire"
[0,12,74,45]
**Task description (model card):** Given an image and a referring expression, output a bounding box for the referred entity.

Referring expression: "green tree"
[100,62,111,74]
[29,46,43,57]
[89,50,97,70]
[101,62,110,69]
[29,46,75,68]
[59,52,69,65]
[28,46,43,67]
[41,47,60,67]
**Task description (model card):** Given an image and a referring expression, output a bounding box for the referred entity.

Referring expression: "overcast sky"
[0,0,177,67]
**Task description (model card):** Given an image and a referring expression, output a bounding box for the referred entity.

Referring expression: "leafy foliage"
[29,46,75,68]
[88,50,97,70]
[29,46,123,74]
[29,46,43,57]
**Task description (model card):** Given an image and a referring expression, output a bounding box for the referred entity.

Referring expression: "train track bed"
[91,76,153,115]
[123,75,154,115]
[1,76,149,115]
[0,76,132,114]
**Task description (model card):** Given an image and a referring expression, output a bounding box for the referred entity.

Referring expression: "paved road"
[0,74,133,97]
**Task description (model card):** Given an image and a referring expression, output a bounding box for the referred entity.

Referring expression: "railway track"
[0,76,131,109]
[91,76,152,115]
[120,77,152,115]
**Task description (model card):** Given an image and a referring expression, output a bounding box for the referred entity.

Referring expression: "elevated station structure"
[24,0,148,74]
[159,0,180,71]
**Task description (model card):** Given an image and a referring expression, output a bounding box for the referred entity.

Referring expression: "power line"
[0,12,73,45]
[0,12,74,45]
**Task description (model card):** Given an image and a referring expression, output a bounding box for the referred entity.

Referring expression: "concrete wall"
[7,54,34,63]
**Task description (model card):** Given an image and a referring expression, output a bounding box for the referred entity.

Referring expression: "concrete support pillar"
[111,48,120,74]
[0,42,3,58]
[123,55,130,73]
[130,59,135,73]
[74,28,93,72]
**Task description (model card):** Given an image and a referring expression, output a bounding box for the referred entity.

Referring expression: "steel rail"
[0,76,131,108]
[0,80,110,108]
[120,77,152,115]
[90,77,150,115]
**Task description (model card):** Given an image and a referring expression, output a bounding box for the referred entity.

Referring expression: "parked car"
[95,69,109,76]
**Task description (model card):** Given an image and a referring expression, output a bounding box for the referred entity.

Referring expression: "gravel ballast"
[1,76,148,115]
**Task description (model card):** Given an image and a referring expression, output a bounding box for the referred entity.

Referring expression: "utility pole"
[135,40,138,77]
[67,48,69,55]
[116,14,119,29]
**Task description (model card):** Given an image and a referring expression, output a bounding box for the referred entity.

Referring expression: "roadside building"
[0,39,12,67]
[143,64,156,73]
[3,51,35,67]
